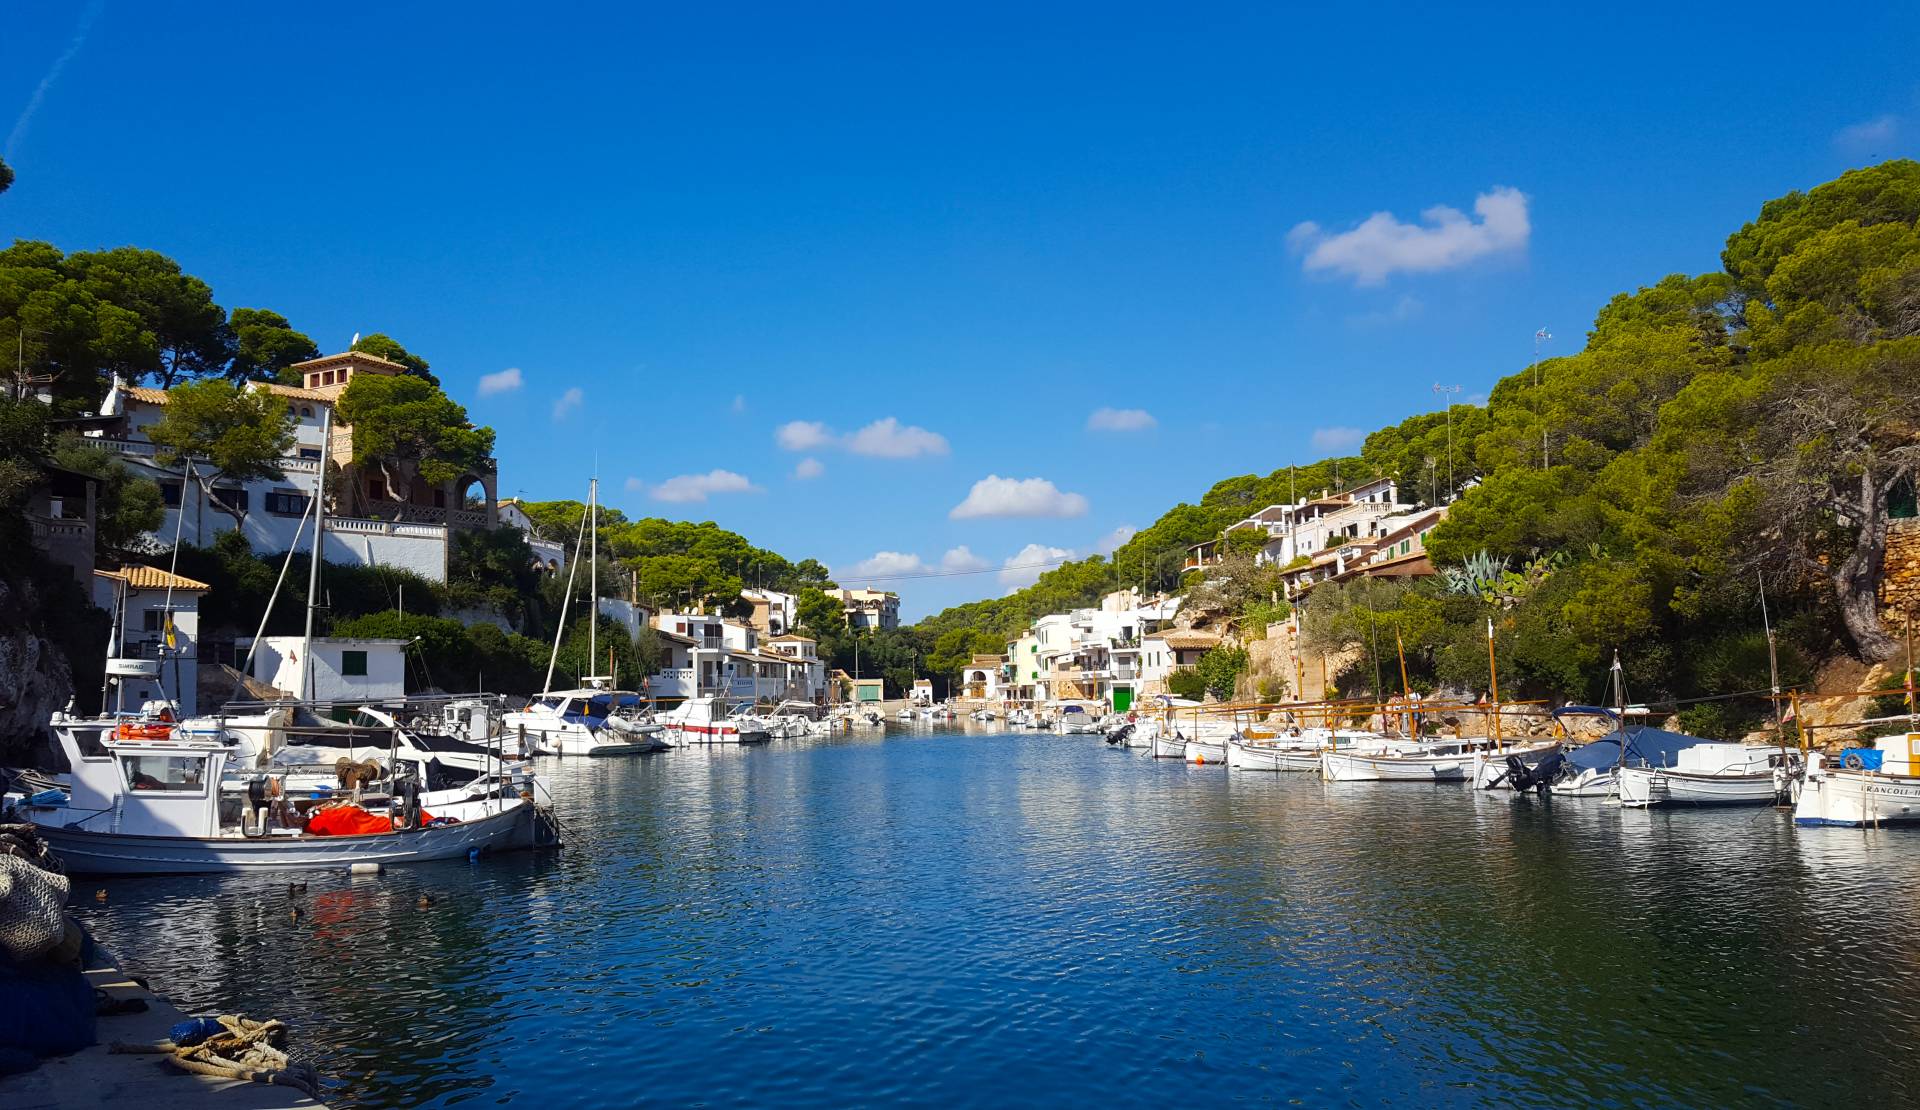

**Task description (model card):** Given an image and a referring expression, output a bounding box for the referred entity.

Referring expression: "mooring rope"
[111,1013,325,1098]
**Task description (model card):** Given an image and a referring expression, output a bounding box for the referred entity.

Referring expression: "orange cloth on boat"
[304,804,434,836]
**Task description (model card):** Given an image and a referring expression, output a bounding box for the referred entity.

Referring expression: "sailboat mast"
[300,407,331,701]
[589,477,598,681]
[541,497,593,696]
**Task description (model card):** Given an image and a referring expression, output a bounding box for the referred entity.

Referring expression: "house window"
[266,490,310,516]
[369,476,389,500]
[160,481,181,507]
[340,650,368,677]
[210,488,248,513]
[299,447,321,460]
[433,489,446,508]
[301,406,314,418]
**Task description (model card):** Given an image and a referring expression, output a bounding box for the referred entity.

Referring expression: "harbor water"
[75,728,1920,1107]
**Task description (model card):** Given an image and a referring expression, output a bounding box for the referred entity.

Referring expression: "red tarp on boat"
[305,805,433,836]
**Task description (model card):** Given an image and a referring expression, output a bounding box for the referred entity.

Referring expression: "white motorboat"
[503,687,665,756]
[660,696,771,745]
[1184,735,1228,764]
[1618,743,1794,807]
[7,717,557,875]
[1794,735,1920,826]
[1057,704,1100,734]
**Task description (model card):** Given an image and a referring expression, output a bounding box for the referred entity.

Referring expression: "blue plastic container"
[1839,747,1885,771]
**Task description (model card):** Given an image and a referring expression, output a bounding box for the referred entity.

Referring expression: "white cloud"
[1095,524,1137,555]
[846,550,931,578]
[477,367,523,397]
[773,416,950,458]
[1835,114,1900,152]
[999,543,1075,590]
[648,469,761,503]
[1086,407,1157,433]
[731,393,747,414]
[623,476,646,494]
[793,457,825,480]
[950,475,1090,520]
[1311,426,1366,452]
[552,387,584,421]
[940,545,991,573]
[845,417,949,458]
[1288,186,1530,286]
[775,420,835,451]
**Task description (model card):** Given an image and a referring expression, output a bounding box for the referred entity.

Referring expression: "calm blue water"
[76,728,1920,1107]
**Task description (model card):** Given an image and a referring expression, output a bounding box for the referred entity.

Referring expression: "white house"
[960,655,1003,701]
[89,350,505,583]
[764,634,828,702]
[742,588,798,636]
[250,636,409,703]
[92,566,210,716]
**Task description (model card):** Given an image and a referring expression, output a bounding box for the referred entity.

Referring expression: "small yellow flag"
[164,613,177,650]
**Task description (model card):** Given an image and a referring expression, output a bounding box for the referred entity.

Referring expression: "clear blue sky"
[6,3,1917,618]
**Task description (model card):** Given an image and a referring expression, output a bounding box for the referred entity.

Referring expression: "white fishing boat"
[1320,738,1478,782]
[659,696,771,745]
[1618,744,1794,807]
[1795,735,1920,826]
[7,719,557,875]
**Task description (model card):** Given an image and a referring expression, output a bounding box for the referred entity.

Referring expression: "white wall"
[322,520,448,581]
[254,637,407,702]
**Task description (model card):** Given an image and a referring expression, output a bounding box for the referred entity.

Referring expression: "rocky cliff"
[0,562,104,765]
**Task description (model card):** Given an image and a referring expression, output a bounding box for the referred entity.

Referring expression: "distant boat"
[659,696,770,745]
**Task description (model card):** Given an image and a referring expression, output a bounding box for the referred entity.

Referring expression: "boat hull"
[1150,734,1186,760]
[26,801,551,875]
[1226,738,1310,771]
[1321,750,1469,782]
[1184,739,1227,764]
[1794,770,1920,826]
[1619,766,1783,807]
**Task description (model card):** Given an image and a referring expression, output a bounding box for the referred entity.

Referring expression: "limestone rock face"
[0,574,76,762]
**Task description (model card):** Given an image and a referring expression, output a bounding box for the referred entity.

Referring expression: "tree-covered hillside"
[913,160,1920,728]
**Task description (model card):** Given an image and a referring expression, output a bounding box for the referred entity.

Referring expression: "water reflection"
[75,730,1920,1107]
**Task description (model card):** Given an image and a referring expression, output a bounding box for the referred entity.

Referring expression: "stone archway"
[455,472,498,526]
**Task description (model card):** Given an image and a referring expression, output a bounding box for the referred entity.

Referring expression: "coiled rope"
[112,1014,324,1098]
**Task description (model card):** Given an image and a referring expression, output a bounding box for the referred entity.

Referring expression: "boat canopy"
[1563,725,1699,772]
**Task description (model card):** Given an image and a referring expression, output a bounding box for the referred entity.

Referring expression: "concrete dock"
[0,952,327,1109]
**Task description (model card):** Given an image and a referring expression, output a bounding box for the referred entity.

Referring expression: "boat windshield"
[121,753,208,792]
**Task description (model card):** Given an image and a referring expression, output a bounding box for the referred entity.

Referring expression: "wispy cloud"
[950,475,1089,520]
[793,457,825,480]
[6,0,104,160]
[552,387,584,421]
[773,416,949,458]
[1347,294,1424,328]
[940,545,991,573]
[1834,114,1900,153]
[844,417,949,458]
[1311,426,1366,452]
[731,393,747,414]
[845,550,930,578]
[477,367,523,397]
[1086,407,1157,433]
[775,420,835,451]
[1288,186,1530,286]
[1000,543,1075,590]
[1095,524,1137,554]
[648,469,761,503]
[624,476,646,494]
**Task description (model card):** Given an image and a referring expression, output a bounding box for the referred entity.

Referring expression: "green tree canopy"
[335,371,494,503]
[350,333,436,385]
[227,308,320,384]
[144,378,294,528]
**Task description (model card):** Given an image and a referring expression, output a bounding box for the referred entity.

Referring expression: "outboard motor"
[1504,751,1567,795]
[1106,724,1134,746]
